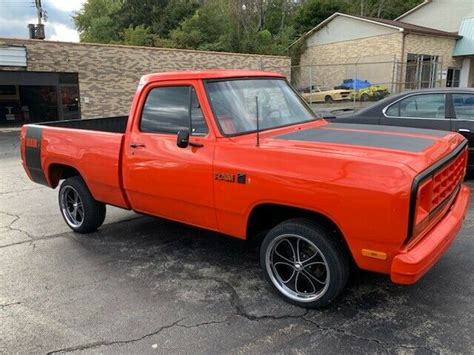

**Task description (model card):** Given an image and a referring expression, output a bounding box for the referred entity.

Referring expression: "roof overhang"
[288,12,402,49]
[453,17,474,57]
[395,0,432,21]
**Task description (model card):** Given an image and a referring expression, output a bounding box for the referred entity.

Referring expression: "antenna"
[255,96,260,147]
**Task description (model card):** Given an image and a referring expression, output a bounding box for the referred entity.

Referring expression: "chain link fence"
[265,57,445,114]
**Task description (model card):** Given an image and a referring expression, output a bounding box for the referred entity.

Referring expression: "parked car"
[335,79,389,101]
[332,88,474,169]
[352,85,390,101]
[335,79,371,90]
[21,71,470,308]
[301,86,352,103]
[299,84,319,93]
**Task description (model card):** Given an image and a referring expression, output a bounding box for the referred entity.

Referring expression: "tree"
[73,0,122,43]
[292,0,345,36]
[73,0,424,54]
[170,0,228,50]
[122,25,155,47]
[345,0,423,18]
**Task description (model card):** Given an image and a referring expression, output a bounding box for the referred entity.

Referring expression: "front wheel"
[361,93,370,102]
[260,219,349,308]
[59,176,106,233]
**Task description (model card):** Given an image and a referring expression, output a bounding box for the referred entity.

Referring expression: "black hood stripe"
[25,126,48,186]
[326,123,449,137]
[276,128,435,153]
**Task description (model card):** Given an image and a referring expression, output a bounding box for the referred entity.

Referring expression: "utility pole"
[28,0,46,39]
[35,0,43,26]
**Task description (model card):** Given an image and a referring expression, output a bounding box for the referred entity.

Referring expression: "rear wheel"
[361,93,370,102]
[260,219,349,308]
[59,176,106,233]
[325,95,333,103]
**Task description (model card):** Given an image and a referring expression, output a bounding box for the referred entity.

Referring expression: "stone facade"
[0,38,290,118]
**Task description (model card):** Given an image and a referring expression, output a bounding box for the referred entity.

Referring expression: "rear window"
[453,94,474,120]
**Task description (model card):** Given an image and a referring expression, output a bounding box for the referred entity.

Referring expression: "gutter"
[399,30,407,93]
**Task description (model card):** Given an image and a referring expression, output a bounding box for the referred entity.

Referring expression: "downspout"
[399,30,407,93]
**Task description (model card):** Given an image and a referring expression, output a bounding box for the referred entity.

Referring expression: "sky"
[0,0,85,42]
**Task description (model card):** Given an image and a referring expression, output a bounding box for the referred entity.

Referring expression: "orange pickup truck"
[21,70,470,308]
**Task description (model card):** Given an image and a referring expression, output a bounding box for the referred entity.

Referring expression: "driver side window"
[140,86,208,135]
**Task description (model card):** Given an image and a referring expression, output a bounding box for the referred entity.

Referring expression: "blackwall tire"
[260,218,349,308]
[59,176,106,234]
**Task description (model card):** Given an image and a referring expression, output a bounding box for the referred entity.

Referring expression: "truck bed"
[39,116,128,133]
[21,116,130,209]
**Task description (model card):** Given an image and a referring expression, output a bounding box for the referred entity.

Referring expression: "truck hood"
[263,122,465,173]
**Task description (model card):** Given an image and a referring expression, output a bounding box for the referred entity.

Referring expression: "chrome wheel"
[265,234,330,303]
[60,185,84,228]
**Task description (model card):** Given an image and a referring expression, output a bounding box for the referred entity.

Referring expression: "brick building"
[0,38,290,125]
[292,0,474,92]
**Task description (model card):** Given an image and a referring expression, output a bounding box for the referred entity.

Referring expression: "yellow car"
[301,86,352,103]
[351,85,390,101]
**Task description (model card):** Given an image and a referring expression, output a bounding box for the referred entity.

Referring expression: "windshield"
[205,78,318,135]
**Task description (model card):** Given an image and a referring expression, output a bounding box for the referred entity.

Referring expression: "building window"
[405,54,439,89]
[446,68,461,87]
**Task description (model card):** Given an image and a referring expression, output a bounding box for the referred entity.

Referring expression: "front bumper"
[391,184,471,284]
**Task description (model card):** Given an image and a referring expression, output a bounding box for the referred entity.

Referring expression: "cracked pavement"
[1,130,473,353]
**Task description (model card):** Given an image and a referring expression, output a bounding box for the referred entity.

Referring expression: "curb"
[0,128,21,133]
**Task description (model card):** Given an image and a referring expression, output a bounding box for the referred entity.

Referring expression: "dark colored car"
[332,88,474,168]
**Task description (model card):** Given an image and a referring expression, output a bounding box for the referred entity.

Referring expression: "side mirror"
[177,130,190,148]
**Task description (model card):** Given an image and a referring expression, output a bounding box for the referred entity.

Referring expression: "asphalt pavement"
[1,130,473,354]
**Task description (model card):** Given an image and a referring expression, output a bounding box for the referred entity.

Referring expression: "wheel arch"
[246,203,351,256]
[47,163,83,188]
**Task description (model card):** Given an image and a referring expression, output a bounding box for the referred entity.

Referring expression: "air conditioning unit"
[27,24,45,40]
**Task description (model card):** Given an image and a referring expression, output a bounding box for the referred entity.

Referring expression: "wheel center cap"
[73,203,78,207]
[294,263,303,271]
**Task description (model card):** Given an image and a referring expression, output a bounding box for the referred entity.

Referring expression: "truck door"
[122,81,218,230]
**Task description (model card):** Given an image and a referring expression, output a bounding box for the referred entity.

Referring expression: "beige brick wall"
[0,38,290,118]
[403,33,462,86]
[298,33,403,89]
[297,31,463,91]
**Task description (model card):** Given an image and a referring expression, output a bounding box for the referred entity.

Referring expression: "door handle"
[130,143,146,148]
[189,141,204,148]
[457,129,471,133]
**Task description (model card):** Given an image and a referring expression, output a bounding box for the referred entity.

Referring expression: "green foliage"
[74,0,424,57]
[122,25,154,47]
[171,2,228,50]
[293,0,345,36]
[73,0,122,43]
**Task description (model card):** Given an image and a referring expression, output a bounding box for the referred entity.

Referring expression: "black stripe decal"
[276,128,435,153]
[25,126,48,186]
[326,123,450,137]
